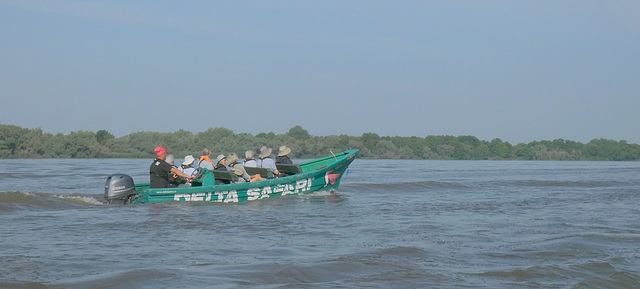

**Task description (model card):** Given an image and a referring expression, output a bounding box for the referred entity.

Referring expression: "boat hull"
[131,149,358,204]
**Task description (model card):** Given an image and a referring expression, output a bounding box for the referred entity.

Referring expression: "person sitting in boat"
[166,154,177,169]
[258,146,281,177]
[150,146,194,188]
[227,153,264,183]
[244,150,258,168]
[214,154,228,171]
[166,154,187,186]
[180,155,196,176]
[275,146,295,177]
[276,146,293,164]
[213,154,230,185]
[198,147,214,170]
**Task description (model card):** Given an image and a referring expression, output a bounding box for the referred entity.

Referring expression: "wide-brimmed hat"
[278,146,291,157]
[259,146,272,158]
[182,155,195,166]
[216,154,226,163]
[227,153,239,164]
[232,167,244,176]
[245,150,255,159]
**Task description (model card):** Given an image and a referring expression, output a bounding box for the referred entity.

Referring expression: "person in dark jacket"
[276,146,293,164]
[214,154,228,171]
[213,154,229,185]
[150,146,194,188]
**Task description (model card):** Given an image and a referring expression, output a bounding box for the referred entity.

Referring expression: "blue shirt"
[198,159,214,170]
[244,159,258,168]
[258,157,277,171]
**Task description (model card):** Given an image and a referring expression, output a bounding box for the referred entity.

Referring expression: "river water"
[1,158,639,288]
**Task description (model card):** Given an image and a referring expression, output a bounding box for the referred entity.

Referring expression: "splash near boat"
[104,149,358,204]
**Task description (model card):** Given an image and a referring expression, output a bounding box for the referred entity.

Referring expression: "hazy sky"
[1,1,639,144]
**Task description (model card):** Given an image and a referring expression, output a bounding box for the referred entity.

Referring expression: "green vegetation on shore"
[1,124,639,160]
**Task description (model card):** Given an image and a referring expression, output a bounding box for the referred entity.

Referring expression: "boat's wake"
[0,191,104,211]
[305,190,337,197]
[293,189,346,204]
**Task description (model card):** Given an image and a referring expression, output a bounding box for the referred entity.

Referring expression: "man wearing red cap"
[150,146,195,188]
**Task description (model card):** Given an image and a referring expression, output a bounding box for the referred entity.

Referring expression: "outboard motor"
[104,174,136,204]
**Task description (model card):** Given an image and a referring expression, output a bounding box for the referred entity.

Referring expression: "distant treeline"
[1,124,639,161]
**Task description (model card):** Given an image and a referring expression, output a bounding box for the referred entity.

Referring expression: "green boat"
[104,149,358,204]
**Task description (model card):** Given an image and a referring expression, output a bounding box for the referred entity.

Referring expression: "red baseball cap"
[154,146,167,157]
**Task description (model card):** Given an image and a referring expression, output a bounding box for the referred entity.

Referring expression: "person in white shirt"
[180,155,196,176]
[244,150,258,167]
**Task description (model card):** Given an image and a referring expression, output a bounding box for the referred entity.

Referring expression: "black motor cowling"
[104,174,136,204]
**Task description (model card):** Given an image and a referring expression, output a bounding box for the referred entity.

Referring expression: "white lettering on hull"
[174,178,314,202]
